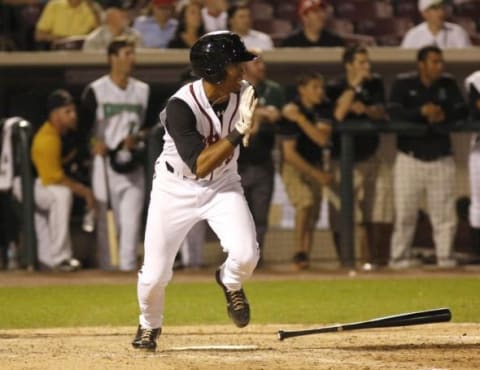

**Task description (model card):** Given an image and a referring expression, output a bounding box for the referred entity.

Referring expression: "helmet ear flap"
[204,68,227,84]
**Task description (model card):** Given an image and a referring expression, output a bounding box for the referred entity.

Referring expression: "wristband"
[226,128,244,146]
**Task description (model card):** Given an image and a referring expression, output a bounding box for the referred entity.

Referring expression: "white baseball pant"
[137,161,259,329]
[14,178,73,267]
[390,152,456,262]
[469,140,480,227]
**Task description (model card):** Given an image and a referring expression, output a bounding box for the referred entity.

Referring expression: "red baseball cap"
[152,0,175,6]
[297,0,327,17]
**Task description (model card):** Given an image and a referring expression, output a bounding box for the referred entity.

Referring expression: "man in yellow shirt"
[35,0,99,46]
[30,89,95,271]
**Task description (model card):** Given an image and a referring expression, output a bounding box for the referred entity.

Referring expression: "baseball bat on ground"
[278,308,451,341]
[103,157,119,268]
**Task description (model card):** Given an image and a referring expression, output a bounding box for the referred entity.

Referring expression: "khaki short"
[281,162,322,226]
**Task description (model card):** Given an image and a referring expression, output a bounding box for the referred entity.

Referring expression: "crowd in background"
[1,0,480,51]
[1,0,480,273]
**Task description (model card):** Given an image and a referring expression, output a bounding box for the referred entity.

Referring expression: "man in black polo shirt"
[278,73,332,270]
[327,46,393,270]
[281,0,344,48]
[239,51,286,266]
[389,45,467,269]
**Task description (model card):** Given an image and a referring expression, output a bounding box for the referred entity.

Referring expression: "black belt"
[165,161,175,174]
[165,161,197,180]
[401,150,450,162]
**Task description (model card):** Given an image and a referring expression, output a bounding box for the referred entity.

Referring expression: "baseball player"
[81,37,149,271]
[466,71,480,260]
[21,90,95,271]
[132,31,259,351]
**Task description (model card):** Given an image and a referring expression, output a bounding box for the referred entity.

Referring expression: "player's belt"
[165,161,197,180]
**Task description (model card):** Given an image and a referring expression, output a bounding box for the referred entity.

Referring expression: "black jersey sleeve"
[79,86,98,138]
[165,98,206,173]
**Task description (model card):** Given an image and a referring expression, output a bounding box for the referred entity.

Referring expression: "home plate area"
[1,324,479,369]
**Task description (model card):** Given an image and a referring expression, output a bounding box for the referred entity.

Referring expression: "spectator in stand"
[227,3,273,50]
[401,0,471,48]
[281,0,344,48]
[21,89,95,271]
[465,71,480,262]
[388,45,467,269]
[240,50,285,266]
[83,6,143,51]
[35,0,99,47]
[133,0,177,48]
[278,73,332,270]
[327,46,393,270]
[201,0,228,33]
[168,1,205,49]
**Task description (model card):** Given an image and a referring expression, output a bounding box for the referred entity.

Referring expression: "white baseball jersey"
[159,79,248,181]
[88,75,149,200]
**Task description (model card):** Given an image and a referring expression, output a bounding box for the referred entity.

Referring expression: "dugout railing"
[336,119,480,267]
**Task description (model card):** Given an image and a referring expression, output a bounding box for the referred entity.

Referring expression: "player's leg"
[469,146,480,257]
[33,181,74,269]
[246,164,274,256]
[204,180,259,327]
[118,176,145,271]
[426,157,457,267]
[390,153,423,267]
[134,172,199,349]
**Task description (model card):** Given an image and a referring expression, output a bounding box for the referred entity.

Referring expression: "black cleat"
[131,325,161,351]
[215,269,250,328]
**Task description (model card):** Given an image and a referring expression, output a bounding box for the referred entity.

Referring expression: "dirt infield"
[1,324,479,369]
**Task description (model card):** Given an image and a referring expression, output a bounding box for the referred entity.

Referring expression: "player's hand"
[350,101,367,115]
[92,139,108,156]
[313,170,333,186]
[123,135,137,150]
[236,86,258,135]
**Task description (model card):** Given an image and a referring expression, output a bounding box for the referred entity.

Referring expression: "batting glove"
[235,86,258,135]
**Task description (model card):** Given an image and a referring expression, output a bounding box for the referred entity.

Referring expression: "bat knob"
[277,330,285,341]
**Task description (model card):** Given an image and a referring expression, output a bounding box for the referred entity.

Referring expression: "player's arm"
[364,77,387,121]
[281,139,331,186]
[282,103,331,147]
[166,87,257,178]
[166,99,240,178]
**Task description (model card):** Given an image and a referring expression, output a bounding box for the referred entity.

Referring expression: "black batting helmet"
[190,31,256,84]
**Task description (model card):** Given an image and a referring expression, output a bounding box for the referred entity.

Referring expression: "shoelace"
[141,328,156,342]
[228,290,247,311]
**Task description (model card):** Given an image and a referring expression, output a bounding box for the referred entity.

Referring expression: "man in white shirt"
[227,3,273,50]
[401,0,471,48]
[201,0,228,33]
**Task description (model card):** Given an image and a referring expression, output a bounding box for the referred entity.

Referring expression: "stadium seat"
[455,1,480,18]
[356,17,414,46]
[335,0,393,22]
[327,18,355,35]
[254,18,293,46]
[276,3,297,25]
[51,36,86,50]
[250,1,274,21]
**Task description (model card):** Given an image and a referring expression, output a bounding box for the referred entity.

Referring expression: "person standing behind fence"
[27,89,95,271]
[81,37,150,271]
[327,46,393,270]
[465,71,480,262]
[240,50,285,266]
[388,45,467,269]
[278,73,332,271]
